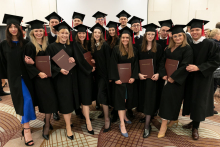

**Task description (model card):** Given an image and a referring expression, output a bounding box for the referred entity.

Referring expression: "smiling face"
[78,32,86,41]
[95,17,104,26]
[33,29,44,39]
[58,29,69,42]
[190,28,202,41]
[93,29,101,41]
[49,19,59,30]
[73,18,82,27]
[9,24,18,36]
[131,22,140,33]
[146,31,155,42]
[172,32,184,44]
[119,17,128,27]
[109,28,116,37]
[121,34,130,46]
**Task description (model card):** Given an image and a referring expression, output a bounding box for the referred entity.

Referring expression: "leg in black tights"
[145,115,151,129]
[44,113,52,135]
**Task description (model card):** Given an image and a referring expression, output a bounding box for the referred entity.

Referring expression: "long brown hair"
[107,28,119,49]
[75,32,89,51]
[141,32,157,53]
[91,32,105,53]
[168,33,188,48]
[6,23,24,47]
[119,35,134,59]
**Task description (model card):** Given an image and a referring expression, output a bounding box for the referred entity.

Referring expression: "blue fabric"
[125,87,128,100]
[12,41,19,44]
[21,77,36,124]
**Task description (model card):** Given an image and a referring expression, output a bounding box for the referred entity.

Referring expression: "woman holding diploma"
[157,25,193,138]
[137,23,163,138]
[45,22,79,140]
[110,27,138,137]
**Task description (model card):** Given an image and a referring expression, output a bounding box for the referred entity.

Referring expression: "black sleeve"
[110,47,120,81]
[158,49,167,78]
[155,43,164,73]
[103,43,111,79]
[0,42,7,79]
[131,48,139,79]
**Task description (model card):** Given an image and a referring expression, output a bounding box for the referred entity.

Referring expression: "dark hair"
[141,32,157,53]
[6,23,24,47]
[216,22,220,29]
[75,32,89,51]
[107,28,119,49]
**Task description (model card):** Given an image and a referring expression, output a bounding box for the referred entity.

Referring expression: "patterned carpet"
[0,85,220,147]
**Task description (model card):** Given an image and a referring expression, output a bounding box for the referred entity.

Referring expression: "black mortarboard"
[168,25,186,35]
[128,16,144,25]
[2,14,23,25]
[21,26,27,31]
[53,21,72,32]
[159,19,173,28]
[92,11,107,19]
[142,23,160,33]
[106,21,120,29]
[186,18,209,29]
[116,10,131,19]
[72,12,85,21]
[119,26,135,44]
[74,24,90,32]
[90,23,105,33]
[45,12,62,22]
[26,19,46,30]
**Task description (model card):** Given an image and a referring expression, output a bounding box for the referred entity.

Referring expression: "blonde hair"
[119,35,134,59]
[168,33,188,49]
[209,28,220,39]
[29,29,48,55]
[55,29,70,45]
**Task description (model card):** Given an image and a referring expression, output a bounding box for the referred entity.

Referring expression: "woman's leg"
[158,119,168,134]
[145,115,151,129]
[82,105,93,131]
[43,113,52,135]
[63,113,72,136]
[23,122,34,145]
[103,104,110,129]
[118,110,127,133]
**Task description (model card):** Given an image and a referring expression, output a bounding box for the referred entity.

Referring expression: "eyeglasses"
[97,19,104,21]
[132,24,140,28]
[161,30,169,33]
[173,34,183,39]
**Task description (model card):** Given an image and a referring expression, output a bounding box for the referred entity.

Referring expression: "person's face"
[78,32,86,41]
[146,31,155,42]
[58,29,69,42]
[205,30,209,38]
[190,28,202,41]
[33,29,44,39]
[9,24,18,36]
[95,17,104,26]
[121,34,129,46]
[160,26,170,38]
[131,22,140,33]
[109,28,116,37]
[172,33,184,44]
[73,18,82,27]
[93,29,101,41]
[119,17,128,26]
[49,19,59,30]
[22,30,26,36]
[215,31,220,41]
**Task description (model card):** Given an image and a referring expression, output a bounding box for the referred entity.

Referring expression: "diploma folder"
[165,58,179,78]
[117,63,131,83]
[83,51,95,67]
[139,59,154,78]
[35,56,52,77]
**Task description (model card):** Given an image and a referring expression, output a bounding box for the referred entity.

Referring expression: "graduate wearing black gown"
[71,12,85,42]
[182,19,220,140]
[157,25,193,138]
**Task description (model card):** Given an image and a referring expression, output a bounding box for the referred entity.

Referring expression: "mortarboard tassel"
[117,24,120,36]
[20,26,22,30]
[156,30,159,40]
[132,32,135,44]
[70,31,73,42]
[105,30,107,41]
[140,20,142,31]
[61,18,63,22]
[202,21,205,36]
[104,17,106,26]
[166,34,169,45]
[86,28,89,40]
[44,25,48,36]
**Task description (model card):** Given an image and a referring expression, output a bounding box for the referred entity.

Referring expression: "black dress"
[45,42,80,114]
[183,39,220,122]
[0,40,36,116]
[158,45,193,120]
[110,46,139,110]
[24,42,58,113]
[138,43,163,115]
[48,32,57,44]
[92,42,111,105]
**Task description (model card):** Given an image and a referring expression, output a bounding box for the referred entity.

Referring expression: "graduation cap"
[74,24,90,40]
[53,21,73,41]
[158,19,173,28]
[187,18,209,36]
[119,26,135,44]
[168,25,186,35]
[128,16,144,31]
[142,23,160,40]
[26,19,48,36]
[92,11,107,25]
[90,23,107,40]
[116,10,131,19]
[72,12,85,27]
[2,14,23,25]
[106,21,121,36]
[21,26,28,31]
[45,12,62,22]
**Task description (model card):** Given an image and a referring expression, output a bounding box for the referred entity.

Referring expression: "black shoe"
[214,110,218,114]
[71,123,74,128]
[98,111,104,118]
[143,125,152,138]
[53,112,60,121]
[139,117,146,123]
[66,129,74,140]
[96,105,100,110]
[22,128,34,146]
[86,123,94,135]
[42,125,49,140]
[0,98,2,101]
[127,109,134,118]
[0,91,10,96]
[44,118,53,130]
[103,119,111,133]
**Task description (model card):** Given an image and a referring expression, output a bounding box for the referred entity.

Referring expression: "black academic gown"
[48,32,57,44]
[25,37,30,42]
[71,30,77,42]
[45,42,80,114]
[110,46,139,110]
[92,42,111,105]
[186,33,193,44]
[0,40,35,116]
[158,45,193,120]
[134,35,143,51]
[24,42,58,113]
[72,42,95,105]
[138,43,163,115]
[182,39,220,122]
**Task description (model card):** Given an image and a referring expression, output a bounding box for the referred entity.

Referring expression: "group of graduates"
[0,9,219,146]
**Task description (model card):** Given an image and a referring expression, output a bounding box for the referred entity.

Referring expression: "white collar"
[134,34,141,38]
[24,36,26,39]
[193,36,205,44]
[159,36,168,40]
[50,29,56,37]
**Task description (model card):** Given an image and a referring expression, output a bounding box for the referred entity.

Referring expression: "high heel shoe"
[66,129,74,140]
[158,126,167,138]
[143,125,152,138]
[44,118,53,130]
[42,125,49,140]
[124,119,132,124]
[86,123,94,135]
[103,119,111,133]
[167,120,179,128]
[2,82,7,88]
[21,128,34,146]
[119,124,128,137]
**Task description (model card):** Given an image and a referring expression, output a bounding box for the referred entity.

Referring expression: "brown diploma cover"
[117,63,131,83]
[165,58,179,78]
[139,59,154,78]
[83,51,95,67]
[35,56,52,77]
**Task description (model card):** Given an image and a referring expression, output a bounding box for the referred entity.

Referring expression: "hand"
[163,76,168,81]
[128,78,135,84]
[25,55,34,64]
[151,73,159,81]
[60,69,69,75]
[186,64,199,72]
[92,67,96,72]
[139,73,147,80]
[168,77,174,83]
[91,59,95,64]
[38,72,47,79]
[115,80,122,84]
[109,80,112,82]
[68,57,75,63]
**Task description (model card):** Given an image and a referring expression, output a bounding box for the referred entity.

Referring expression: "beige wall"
[148,0,220,29]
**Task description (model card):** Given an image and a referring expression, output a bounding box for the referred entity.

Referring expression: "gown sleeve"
[155,44,163,74]
[170,46,193,85]
[0,42,7,79]
[103,43,111,79]
[131,48,139,79]
[158,50,167,78]
[110,47,120,81]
